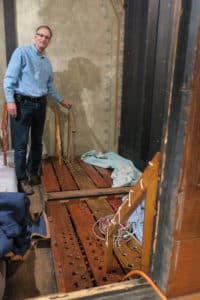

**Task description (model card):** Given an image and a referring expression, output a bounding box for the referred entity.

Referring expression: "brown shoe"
[19,180,34,195]
[29,173,41,185]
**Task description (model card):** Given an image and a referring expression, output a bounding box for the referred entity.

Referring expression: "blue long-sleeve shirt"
[3,44,62,103]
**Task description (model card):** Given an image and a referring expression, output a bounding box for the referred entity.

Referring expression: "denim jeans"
[13,98,47,180]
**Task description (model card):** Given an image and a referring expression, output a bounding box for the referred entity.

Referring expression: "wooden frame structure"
[54,104,62,166]
[105,152,160,273]
[1,102,9,166]
[54,107,76,165]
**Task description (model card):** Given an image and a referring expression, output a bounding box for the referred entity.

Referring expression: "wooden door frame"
[151,0,200,297]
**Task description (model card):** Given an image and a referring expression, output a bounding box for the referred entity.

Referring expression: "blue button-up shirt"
[3,44,62,103]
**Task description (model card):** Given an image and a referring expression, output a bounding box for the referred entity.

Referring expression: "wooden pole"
[54,105,62,165]
[1,102,9,166]
[47,186,130,201]
[67,109,76,162]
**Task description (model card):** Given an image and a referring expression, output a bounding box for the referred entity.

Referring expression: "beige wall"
[4,0,124,157]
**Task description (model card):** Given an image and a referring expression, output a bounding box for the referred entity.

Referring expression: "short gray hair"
[36,25,53,38]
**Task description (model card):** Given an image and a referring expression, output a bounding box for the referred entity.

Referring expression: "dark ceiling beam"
[3,0,17,63]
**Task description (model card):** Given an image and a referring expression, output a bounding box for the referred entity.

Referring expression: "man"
[3,25,72,195]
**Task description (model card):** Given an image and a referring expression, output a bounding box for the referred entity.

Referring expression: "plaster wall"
[14,0,123,157]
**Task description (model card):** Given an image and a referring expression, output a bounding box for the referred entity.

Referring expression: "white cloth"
[81,150,141,187]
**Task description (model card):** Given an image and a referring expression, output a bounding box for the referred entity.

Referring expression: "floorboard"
[4,157,140,299]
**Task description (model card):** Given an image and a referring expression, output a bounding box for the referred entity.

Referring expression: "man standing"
[3,25,72,195]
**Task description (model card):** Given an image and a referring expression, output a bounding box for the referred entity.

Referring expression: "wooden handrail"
[54,106,76,165]
[1,102,9,165]
[54,104,62,165]
[67,108,76,162]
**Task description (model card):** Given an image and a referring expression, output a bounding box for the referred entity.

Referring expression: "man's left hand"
[60,100,72,109]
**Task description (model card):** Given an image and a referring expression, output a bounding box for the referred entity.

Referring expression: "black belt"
[14,93,46,103]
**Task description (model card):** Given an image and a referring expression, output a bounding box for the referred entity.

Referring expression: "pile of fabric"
[0,192,49,259]
[81,150,141,187]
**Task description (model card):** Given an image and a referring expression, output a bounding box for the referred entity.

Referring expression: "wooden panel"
[53,160,78,191]
[93,166,113,187]
[68,201,124,285]
[47,187,130,200]
[167,238,200,297]
[67,160,96,189]
[41,160,60,192]
[107,198,123,212]
[86,196,114,219]
[48,201,94,292]
[175,191,200,239]
[175,25,200,239]
[165,20,200,298]
[77,157,110,188]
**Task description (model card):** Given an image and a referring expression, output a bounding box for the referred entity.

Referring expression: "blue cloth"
[81,150,141,187]
[122,195,145,244]
[0,192,47,258]
[4,45,62,103]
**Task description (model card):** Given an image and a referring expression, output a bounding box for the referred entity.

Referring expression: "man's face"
[34,27,51,53]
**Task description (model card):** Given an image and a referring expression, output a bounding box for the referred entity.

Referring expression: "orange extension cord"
[122,269,167,300]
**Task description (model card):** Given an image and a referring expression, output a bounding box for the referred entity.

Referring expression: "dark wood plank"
[66,160,96,189]
[48,201,94,292]
[107,198,123,212]
[41,160,60,192]
[86,196,142,272]
[68,200,124,285]
[53,159,78,191]
[77,157,110,188]
[47,187,130,200]
[167,238,200,297]
[86,196,114,219]
[94,165,113,186]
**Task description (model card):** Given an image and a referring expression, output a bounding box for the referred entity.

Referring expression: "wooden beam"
[67,109,76,162]
[54,105,62,165]
[141,161,159,272]
[47,186,130,200]
[1,102,8,165]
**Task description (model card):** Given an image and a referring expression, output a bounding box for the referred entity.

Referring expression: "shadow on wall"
[43,57,105,156]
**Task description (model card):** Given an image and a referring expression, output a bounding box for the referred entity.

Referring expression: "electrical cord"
[122,269,167,300]
[92,215,134,248]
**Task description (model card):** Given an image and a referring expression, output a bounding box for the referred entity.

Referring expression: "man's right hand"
[7,102,17,118]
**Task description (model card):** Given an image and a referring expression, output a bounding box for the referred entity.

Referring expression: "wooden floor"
[41,156,113,192]
[42,157,142,293]
[3,157,142,299]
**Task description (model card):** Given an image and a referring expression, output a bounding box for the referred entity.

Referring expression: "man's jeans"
[13,98,47,181]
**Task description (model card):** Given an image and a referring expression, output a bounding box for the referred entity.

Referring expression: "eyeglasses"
[36,33,51,40]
